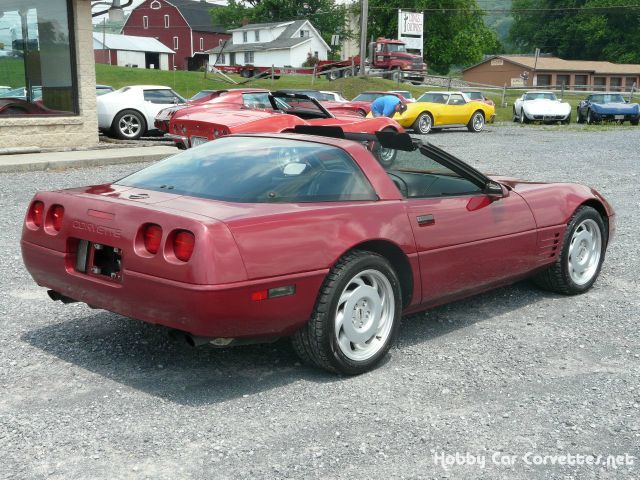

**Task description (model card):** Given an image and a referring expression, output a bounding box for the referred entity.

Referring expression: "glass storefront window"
[0,0,77,116]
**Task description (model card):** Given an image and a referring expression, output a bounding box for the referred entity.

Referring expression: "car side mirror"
[485,181,508,199]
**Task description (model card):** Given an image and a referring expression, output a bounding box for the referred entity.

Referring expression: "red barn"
[122,0,229,71]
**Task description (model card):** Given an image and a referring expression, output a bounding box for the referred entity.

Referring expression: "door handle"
[416,214,435,226]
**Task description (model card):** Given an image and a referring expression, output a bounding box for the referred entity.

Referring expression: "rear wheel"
[325,68,340,81]
[342,68,353,78]
[532,206,606,295]
[112,109,146,140]
[467,110,485,132]
[291,250,402,374]
[412,112,433,134]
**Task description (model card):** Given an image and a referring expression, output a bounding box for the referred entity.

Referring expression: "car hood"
[523,99,571,114]
[591,102,639,114]
[175,107,279,127]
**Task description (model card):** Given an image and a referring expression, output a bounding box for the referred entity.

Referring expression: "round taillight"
[143,224,162,254]
[31,201,44,227]
[173,230,195,262]
[51,205,64,231]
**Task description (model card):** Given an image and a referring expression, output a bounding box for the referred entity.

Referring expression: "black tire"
[371,128,398,167]
[512,107,519,122]
[586,109,596,125]
[561,113,571,125]
[519,108,530,124]
[467,110,485,132]
[325,68,340,81]
[631,119,639,126]
[342,68,353,78]
[112,109,146,140]
[356,109,367,118]
[240,69,253,78]
[532,206,607,295]
[577,109,585,124]
[291,250,402,375]
[412,111,433,134]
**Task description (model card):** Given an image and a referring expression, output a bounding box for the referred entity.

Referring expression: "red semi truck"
[211,38,427,83]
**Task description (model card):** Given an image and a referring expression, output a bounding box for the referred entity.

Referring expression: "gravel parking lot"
[1,124,638,479]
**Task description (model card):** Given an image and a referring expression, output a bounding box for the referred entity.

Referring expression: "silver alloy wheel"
[568,218,602,285]
[377,146,395,165]
[118,114,142,138]
[418,113,432,133]
[334,269,395,362]
[472,112,485,131]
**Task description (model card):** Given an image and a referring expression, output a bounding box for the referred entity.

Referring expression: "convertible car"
[379,91,496,134]
[513,91,572,124]
[577,93,640,125]
[166,92,403,162]
[21,128,613,374]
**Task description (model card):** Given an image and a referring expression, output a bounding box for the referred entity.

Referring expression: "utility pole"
[359,0,368,77]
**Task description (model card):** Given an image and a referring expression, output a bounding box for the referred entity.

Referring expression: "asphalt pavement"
[1,124,638,479]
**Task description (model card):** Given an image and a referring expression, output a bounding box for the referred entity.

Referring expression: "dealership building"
[0,0,99,149]
[463,54,640,91]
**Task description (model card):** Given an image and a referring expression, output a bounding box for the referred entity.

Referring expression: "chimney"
[241,17,250,26]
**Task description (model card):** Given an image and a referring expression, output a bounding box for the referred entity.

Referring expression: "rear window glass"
[353,93,383,102]
[117,137,377,203]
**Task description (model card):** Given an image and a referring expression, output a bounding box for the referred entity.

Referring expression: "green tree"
[509,0,640,63]
[365,0,501,74]
[210,0,351,58]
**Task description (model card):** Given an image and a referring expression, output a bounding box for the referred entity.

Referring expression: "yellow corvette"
[383,91,496,134]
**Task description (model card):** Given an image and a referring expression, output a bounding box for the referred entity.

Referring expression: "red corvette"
[154,88,270,133]
[0,98,62,115]
[341,91,413,116]
[21,129,614,374]
[166,92,403,153]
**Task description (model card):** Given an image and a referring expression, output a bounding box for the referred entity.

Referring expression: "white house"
[206,20,330,68]
[93,32,175,70]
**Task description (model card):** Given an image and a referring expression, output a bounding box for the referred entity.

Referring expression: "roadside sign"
[398,10,423,58]
[331,34,340,46]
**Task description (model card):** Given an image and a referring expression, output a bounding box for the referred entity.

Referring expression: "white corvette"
[97,85,185,140]
[513,91,572,124]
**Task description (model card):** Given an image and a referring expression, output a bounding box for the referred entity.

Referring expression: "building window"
[255,30,260,41]
[173,37,179,50]
[300,30,309,38]
[215,53,225,64]
[556,74,570,88]
[0,0,78,116]
[610,76,622,91]
[164,15,170,28]
[200,38,204,51]
[625,77,638,91]
[242,31,248,43]
[314,51,318,58]
[593,76,606,91]
[150,0,161,9]
[535,74,551,86]
[244,51,254,63]
[143,16,149,29]
[575,74,588,90]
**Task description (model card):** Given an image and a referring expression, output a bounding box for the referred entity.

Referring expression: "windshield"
[524,92,557,101]
[390,91,412,99]
[417,93,448,104]
[464,92,483,100]
[190,90,219,101]
[353,92,384,102]
[590,94,625,103]
[272,95,330,118]
[118,137,376,203]
[385,43,407,53]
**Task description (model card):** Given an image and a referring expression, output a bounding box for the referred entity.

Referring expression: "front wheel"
[325,68,340,81]
[412,112,433,134]
[577,109,585,124]
[586,109,597,125]
[561,113,571,125]
[631,119,639,126]
[519,108,530,124]
[467,111,485,132]
[532,206,606,295]
[292,251,402,374]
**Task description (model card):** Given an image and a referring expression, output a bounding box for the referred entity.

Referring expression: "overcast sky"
[92,0,226,22]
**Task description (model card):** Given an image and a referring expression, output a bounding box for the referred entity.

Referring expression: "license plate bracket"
[76,240,122,282]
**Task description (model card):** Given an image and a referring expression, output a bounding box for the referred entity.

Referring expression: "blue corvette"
[577,93,640,125]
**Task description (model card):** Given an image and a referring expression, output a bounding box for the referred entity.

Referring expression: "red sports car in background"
[154,88,270,133]
[21,129,613,374]
[0,98,63,115]
[341,91,413,116]
[166,92,404,157]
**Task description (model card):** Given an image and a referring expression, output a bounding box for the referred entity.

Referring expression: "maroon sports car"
[21,129,614,374]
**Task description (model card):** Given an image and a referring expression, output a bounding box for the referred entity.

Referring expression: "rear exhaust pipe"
[47,290,79,304]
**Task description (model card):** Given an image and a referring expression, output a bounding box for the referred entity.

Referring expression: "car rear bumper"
[22,240,326,339]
